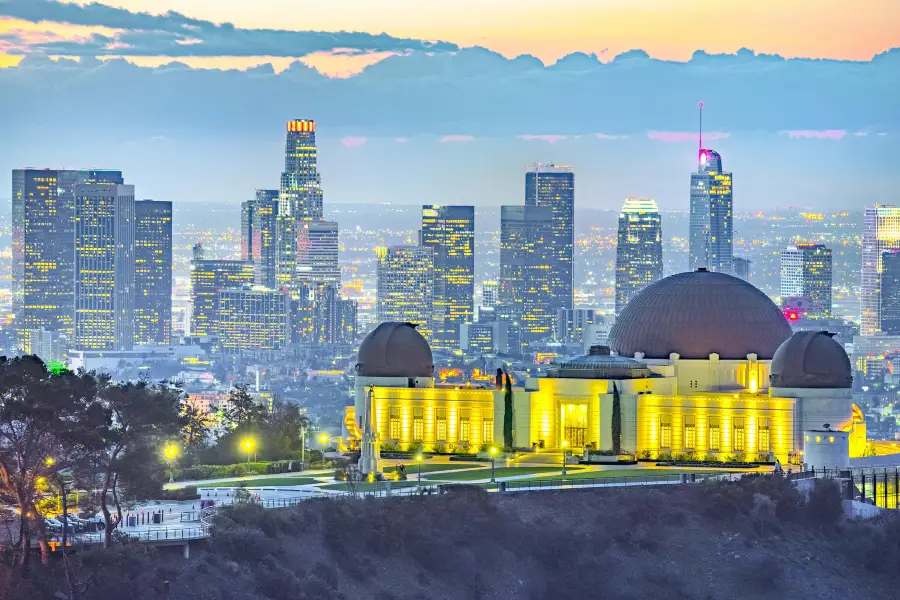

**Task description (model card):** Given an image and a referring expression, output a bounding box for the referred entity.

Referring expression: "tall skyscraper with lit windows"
[134,200,172,345]
[419,205,475,351]
[242,189,278,288]
[297,220,340,286]
[861,205,900,336]
[615,198,663,315]
[216,286,290,352]
[12,168,123,351]
[376,245,434,342]
[689,149,733,273]
[525,163,574,314]
[879,249,900,335]
[499,204,554,343]
[73,183,135,350]
[189,245,255,337]
[779,243,832,319]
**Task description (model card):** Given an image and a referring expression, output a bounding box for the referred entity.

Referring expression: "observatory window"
[659,415,672,449]
[413,407,424,441]
[733,417,746,452]
[758,419,770,452]
[483,420,494,444]
[436,409,448,442]
[389,406,401,441]
[709,417,721,451]
[684,416,697,450]
[459,418,471,443]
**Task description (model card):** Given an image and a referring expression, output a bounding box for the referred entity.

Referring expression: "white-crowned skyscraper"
[689,148,733,273]
[615,198,663,315]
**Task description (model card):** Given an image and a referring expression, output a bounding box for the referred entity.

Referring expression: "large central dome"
[608,270,792,360]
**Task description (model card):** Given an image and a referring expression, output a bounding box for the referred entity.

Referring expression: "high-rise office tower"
[689,149,733,273]
[615,198,663,315]
[12,169,123,350]
[376,246,434,342]
[134,200,172,345]
[861,205,900,336]
[499,205,554,342]
[312,283,358,345]
[297,220,340,285]
[419,205,475,351]
[277,120,324,291]
[879,250,900,335]
[555,308,601,344]
[733,257,752,281]
[525,163,574,314]
[481,281,499,308]
[780,243,833,318]
[242,189,278,288]
[73,183,135,350]
[216,286,290,352]
[189,247,255,337]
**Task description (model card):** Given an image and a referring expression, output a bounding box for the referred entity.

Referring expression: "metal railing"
[790,466,900,510]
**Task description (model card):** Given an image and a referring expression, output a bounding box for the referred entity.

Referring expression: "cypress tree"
[503,373,514,450]
[611,381,622,455]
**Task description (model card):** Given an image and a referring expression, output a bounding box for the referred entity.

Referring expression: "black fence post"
[861,473,867,503]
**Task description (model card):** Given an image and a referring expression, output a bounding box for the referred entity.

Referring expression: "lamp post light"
[319,433,329,447]
[561,440,569,477]
[489,446,498,483]
[415,454,423,486]
[242,437,256,464]
[164,444,179,483]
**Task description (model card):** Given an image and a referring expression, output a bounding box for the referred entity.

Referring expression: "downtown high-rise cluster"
[12,169,172,359]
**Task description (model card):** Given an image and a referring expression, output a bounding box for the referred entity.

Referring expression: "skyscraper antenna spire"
[698,102,703,149]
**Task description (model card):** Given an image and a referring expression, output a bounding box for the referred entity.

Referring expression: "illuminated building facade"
[241,189,278,288]
[73,183,135,350]
[499,205,553,344]
[861,205,900,336]
[689,149,733,273]
[347,275,867,467]
[12,169,123,349]
[525,163,574,315]
[297,220,340,285]
[376,246,434,342]
[420,205,475,351]
[615,198,663,315]
[216,286,290,352]
[481,281,499,308]
[780,243,832,318]
[189,250,255,337]
[460,321,508,355]
[879,249,900,335]
[134,200,172,345]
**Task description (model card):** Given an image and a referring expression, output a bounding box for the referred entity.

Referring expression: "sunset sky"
[1,0,899,75]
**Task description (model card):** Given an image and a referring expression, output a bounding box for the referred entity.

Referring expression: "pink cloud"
[518,134,568,143]
[440,135,475,143]
[340,136,368,148]
[782,130,847,140]
[394,137,409,144]
[647,131,731,143]
[595,133,629,140]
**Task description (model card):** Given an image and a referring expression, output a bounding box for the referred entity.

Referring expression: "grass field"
[424,466,581,482]
[198,477,317,488]
[317,481,422,492]
[501,469,727,488]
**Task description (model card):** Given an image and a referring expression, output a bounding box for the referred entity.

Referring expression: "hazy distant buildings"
[689,149,733,273]
[134,200,172,345]
[861,205,900,336]
[27,329,68,363]
[460,321,508,355]
[525,163,574,314]
[376,245,434,341]
[615,198,663,315]
[780,243,833,318]
[216,286,290,352]
[73,183,135,350]
[12,169,123,350]
[312,283,358,345]
[419,205,475,351]
[242,189,278,288]
[879,249,900,335]
[499,205,554,343]
[555,308,602,344]
[190,246,255,337]
[733,257,751,281]
[481,281,499,308]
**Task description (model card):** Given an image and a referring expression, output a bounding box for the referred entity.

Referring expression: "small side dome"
[769,331,852,389]
[356,322,434,378]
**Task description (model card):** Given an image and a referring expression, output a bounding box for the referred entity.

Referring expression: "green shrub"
[806,479,843,525]
[704,453,720,463]
[657,451,673,461]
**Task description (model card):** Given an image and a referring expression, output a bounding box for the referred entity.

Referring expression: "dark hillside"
[4,478,900,600]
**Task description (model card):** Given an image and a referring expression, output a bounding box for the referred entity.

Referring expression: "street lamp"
[415,454,423,485]
[561,440,569,476]
[45,457,56,467]
[242,437,256,464]
[319,433,329,446]
[489,446,498,483]
[164,444,179,483]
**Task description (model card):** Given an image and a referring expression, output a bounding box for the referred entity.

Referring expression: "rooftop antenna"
[698,101,703,149]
